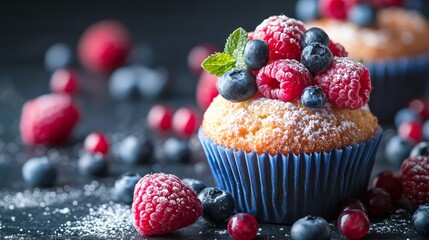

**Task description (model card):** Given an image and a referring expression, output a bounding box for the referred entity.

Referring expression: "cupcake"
[198,15,382,224]
[300,0,429,121]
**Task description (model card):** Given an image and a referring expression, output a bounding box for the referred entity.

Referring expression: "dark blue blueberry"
[295,0,320,22]
[162,137,191,163]
[244,39,269,70]
[109,67,139,100]
[198,187,235,222]
[290,216,331,240]
[301,43,333,75]
[385,136,414,169]
[410,142,429,158]
[135,66,168,99]
[22,157,57,187]
[301,27,330,48]
[113,172,141,204]
[423,120,429,140]
[78,153,108,177]
[182,178,207,194]
[348,4,377,27]
[301,86,326,110]
[217,68,257,102]
[116,135,154,164]
[412,204,429,237]
[394,108,421,128]
[44,43,73,72]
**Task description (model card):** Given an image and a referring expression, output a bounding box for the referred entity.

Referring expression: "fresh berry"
[113,172,141,204]
[337,209,370,240]
[135,66,168,99]
[162,137,191,163]
[296,0,320,22]
[409,98,429,121]
[20,93,80,145]
[182,178,207,195]
[385,136,414,168]
[244,39,269,70]
[410,142,429,158]
[147,104,173,132]
[132,173,202,236]
[301,27,330,48]
[362,188,393,217]
[217,68,258,102]
[301,86,326,110]
[44,43,73,72]
[172,107,200,138]
[198,187,235,222]
[314,58,371,110]
[254,15,306,61]
[78,20,132,74]
[188,44,218,75]
[372,171,402,203]
[109,66,139,100]
[398,121,423,143]
[84,132,110,156]
[116,135,154,164]
[401,156,429,206]
[394,108,421,128]
[50,68,78,94]
[248,31,254,41]
[196,71,218,110]
[371,0,404,8]
[257,59,313,102]
[290,216,331,240]
[320,0,356,20]
[301,42,333,75]
[340,199,367,213]
[412,204,429,237]
[348,4,377,27]
[22,157,57,187]
[328,41,348,57]
[227,213,258,240]
[77,153,108,177]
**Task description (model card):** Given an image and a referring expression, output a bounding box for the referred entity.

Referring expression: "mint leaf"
[201,53,236,77]
[224,28,248,69]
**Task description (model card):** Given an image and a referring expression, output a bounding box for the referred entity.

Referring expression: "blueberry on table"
[116,135,154,164]
[384,136,414,169]
[113,172,141,204]
[295,0,320,22]
[301,27,330,48]
[78,153,108,177]
[244,39,269,70]
[412,204,429,237]
[348,4,377,27]
[301,43,333,75]
[217,68,257,102]
[162,137,191,163]
[301,86,326,110]
[22,157,57,187]
[182,178,206,194]
[290,216,331,240]
[109,67,139,100]
[44,43,73,72]
[410,141,429,158]
[198,187,235,222]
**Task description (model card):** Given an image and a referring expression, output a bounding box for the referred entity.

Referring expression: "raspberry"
[20,94,80,145]
[320,0,356,20]
[329,41,348,57]
[256,59,313,102]
[314,58,371,109]
[196,71,218,110]
[254,15,306,62]
[401,156,429,207]
[132,173,202,236]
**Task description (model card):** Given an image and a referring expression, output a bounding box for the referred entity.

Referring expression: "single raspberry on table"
[256,59,313,102]
[401,156,429,207]
[314,57,371,109]
[253,15,306,62]
[132,173,202,236]
[329,41,348,57]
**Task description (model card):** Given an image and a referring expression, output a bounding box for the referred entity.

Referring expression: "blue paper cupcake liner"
[365,54,429,121]
[198,128,383,224]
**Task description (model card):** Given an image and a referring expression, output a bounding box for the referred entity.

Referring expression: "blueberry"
[410,142,429,158]
[78,153,108,177]
[295,0,320,22]
[135,66,168,98]
[182,178,207,194]
[244,39,269,70]
[162,137,191,163]
[385,136,414,169]
[423,120,429,140]
[301,86,326,110]
[44,43,73,72]
[348,4,377,27]
[301,43,333,75]
[22,157,57,187]
[217,68,257,102]
[116,135,154,164]
[109,67,139,100]
[301,27,330,48]
[198,187,235,222]
[412,204,429,237]
[113,172,141,204]
[290,216,331,240]
[394,108,421,128]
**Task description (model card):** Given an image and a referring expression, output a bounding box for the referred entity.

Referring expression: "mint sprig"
[201,53,236,77]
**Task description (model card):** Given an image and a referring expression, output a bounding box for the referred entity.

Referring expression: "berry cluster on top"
[202,15,371,110]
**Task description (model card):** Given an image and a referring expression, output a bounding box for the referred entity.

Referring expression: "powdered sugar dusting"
[369,208,413,234]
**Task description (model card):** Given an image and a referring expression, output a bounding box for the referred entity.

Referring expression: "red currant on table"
[398,121,423,143]
[84,132,110,156]
[372,171,402,203]
[340,198,367,213]
[50,68,78,94]
[337,209,370,240]
[362,188,392,217]
[227,213,258,240]
[147,104,173,132]
[172,107,200,138]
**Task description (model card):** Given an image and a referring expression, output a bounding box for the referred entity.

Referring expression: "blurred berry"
[147,104,173,132]
[296,0,320,22]
[172,107,200,138]
[408,97,429,120]
[109,66,139,100]
[84,132,110,156]
[135,66,168,98]
[113,172,141,204]
[162,137,191,163]
[78,153,108,177]
[116,135,153,164]
[410,142,429,158]
[424,120,429,140]
[196,71,218,110]
[50,68,79,94]
[362,188,392,217]
[348,4,377,27]
[188,44,218,75]
[44,43,73,72]
[22,157,57,187]
[385,136,414,169]
[398,121,423,143]
[372,171,402,203]
[394,108,421,128]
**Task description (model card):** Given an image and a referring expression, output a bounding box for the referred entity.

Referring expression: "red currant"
[409,97,429,121]
[320,0,356,20]
[227,213,258,240]
[340,198,367,213]
[172,107,200,138]
[398,121,423,143]
[362,188,392,217]
[337,209,370,239]
[50,68,78,94]
[84,132,109,156]
[147,104,173,132]
[372,171,402,203]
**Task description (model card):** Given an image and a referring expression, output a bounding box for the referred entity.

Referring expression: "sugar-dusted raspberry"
[401,156,429,207]
[329,41,348,57]
[256,59,313,102]
[314,57,371,109]
[254,15,306,62]
[132,173,202,236]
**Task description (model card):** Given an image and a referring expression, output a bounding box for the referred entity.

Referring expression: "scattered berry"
[385,136,414,169]
[320,0,355,20]
[134,66,169,99]
[50,68,78,94]
[314,58,371,110]
[394,108,421,128]
[244,39,269,70]
[372,171,402,203]
[412,204,429,237]
[410,142,429,158]
[196,71,219,110]
[113,172,141,204]
[132,173,202,236]
[398,121,423,143]
[301,86,326,110]
[77,153,108,177]
[328,41,348,57]
[182,178,207,195]
[188,44,218,75]
[109,66,139,100]
[20,93,80,145]
[44,43,73,72]
[147,104,173,132]
[254,15,306,61]
[84,132,110,156]
[22,157,57,187]
[296,0,320,22]
[362,188,393,217]
[340,199,367,213]
[198,187,235,222]
[172,107,200,138]
[408,97,429,120]
[290,216,331,240]
[116,135,154,164]
[401,156,429,206]
[348,4,377,27]
[227,213,258,240]
[301,27,330,48]
[371,0,404,8]
[217,68,258,102]
[337,209,370,240]
[257,59,313,102]
[301,42,333,75]
[424,120,429,140]
[162,137,191,163]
